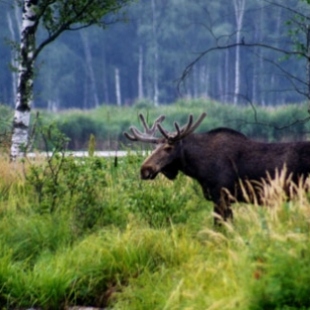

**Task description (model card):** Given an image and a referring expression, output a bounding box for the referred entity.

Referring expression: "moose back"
[124,113,310,222]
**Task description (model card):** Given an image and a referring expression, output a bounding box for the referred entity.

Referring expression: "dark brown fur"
[140,128,310,222]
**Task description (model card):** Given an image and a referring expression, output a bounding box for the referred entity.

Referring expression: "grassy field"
[1,101,310,309]
[0,142,310,310]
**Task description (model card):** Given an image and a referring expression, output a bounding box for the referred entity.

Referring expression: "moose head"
[124,113,207,181]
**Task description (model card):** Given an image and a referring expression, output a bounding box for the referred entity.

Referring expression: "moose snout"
[140,166,158,180]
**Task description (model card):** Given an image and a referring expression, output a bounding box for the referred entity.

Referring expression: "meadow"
[1,101,310,309]
[0,130,310,309]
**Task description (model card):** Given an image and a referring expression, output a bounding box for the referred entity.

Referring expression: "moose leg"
[213,189,233,225]
[213,205,233,225]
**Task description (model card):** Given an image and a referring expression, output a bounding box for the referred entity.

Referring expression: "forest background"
[1,0,309,109]
[1,0,310,151]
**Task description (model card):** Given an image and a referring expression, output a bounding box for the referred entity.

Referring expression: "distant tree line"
[34,99,310,151]
[0,0,309,110]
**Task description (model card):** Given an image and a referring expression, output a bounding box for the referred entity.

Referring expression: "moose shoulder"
[124,113,310,222]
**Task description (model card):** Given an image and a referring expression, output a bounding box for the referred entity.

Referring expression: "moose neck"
[177,135,202,179]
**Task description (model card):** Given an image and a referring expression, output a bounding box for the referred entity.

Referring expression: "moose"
[124,113,310,222]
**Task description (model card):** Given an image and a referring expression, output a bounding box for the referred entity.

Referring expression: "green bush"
[37,100,310,151]
[127,174,208,227]
[248,236,310,309]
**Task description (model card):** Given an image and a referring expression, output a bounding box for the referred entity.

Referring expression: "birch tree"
[80,30,100,108]
[10,0,132,160]
[7,5,21,107]
[232,0,246,105]
[151,0,159,106]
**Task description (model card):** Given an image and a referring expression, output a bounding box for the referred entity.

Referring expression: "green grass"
[0,152,310,309]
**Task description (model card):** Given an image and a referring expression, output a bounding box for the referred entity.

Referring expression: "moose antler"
[124,113,207,143]
[124,114,165,143]
[157,112,207,142]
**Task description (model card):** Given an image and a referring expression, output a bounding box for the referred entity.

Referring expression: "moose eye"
[164,145,173,153]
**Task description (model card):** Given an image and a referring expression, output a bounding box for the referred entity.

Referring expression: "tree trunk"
[138,45,144,100]
[80,30,100,108]
[7,4,22,107]
[232,0,246,105]
[258,4,265,106]
[193,65,198,98]
[151,0,159,106]
[200,65,209,98]
[10,0,38,161]
[115,67,121,106]
[7,12,19,107]
[224,49,230,102]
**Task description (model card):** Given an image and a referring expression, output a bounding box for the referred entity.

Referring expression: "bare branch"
[179,41,304,94]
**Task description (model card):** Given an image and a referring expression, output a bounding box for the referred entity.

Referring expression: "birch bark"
[81,31,100,108]
[151,0,159,106]
[115,68,121,106]
[138,45,144,100]
[232,0,246,105]
[7,11,19,107]
[10,0,38,160]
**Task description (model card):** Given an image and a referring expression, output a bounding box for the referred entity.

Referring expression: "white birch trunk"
[252,3,264,105]
[83,77,89,109]
[115,68,121,106]
[7,5,21,107]
[200,65,209,98]
[193,65,198,98]
[10,0,38,160]
[80,31,99,108]
[7,13,19,107]
[232,0,246,105]
[218,68,224,102]
[224,49,230,102]
[101,56,109,103]
[258,4,265,106]
[151,0,159,106]
[47,99,59,112]
[103,72,109,104]
[138,45,144,100]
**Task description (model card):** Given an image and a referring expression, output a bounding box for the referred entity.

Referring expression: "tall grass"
[0,150,310,309]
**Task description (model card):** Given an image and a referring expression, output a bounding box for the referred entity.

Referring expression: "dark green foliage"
[128,175,208,228]
[248,241,310,309]
[0,105,12,131]
[39,100,310,151]
[26,154,129,232]
[0,104,13,153]
[57,115,104,150]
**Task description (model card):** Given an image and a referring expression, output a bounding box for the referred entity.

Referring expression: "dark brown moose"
[124,113,310,222]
